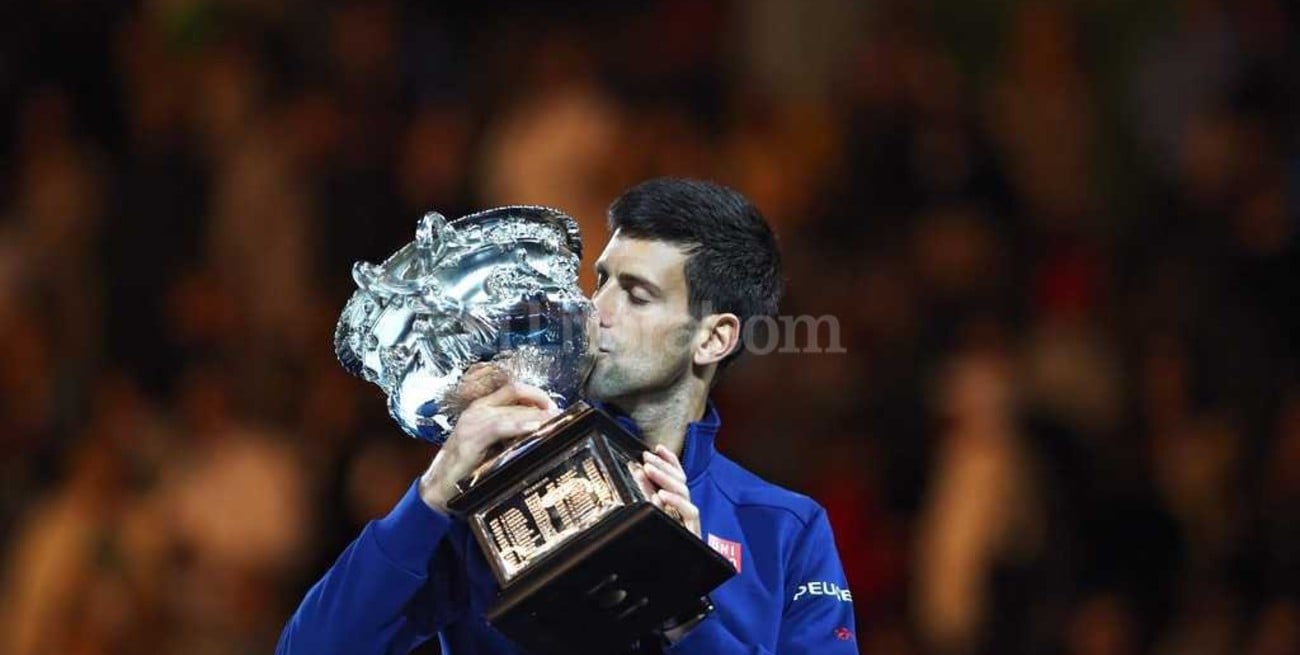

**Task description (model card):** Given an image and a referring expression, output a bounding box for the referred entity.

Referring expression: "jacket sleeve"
[667,506,860,654]
[276,479,467,655]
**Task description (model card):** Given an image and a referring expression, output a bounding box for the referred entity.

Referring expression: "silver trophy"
[333,207,734,654]
[333,206,595,444]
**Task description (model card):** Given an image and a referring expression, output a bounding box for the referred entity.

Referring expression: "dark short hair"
[608,177,783,368]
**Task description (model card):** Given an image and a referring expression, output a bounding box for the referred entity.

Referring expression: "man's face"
[584,231,700,403]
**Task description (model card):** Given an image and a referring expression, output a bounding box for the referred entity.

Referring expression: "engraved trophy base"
[446,402,735,655]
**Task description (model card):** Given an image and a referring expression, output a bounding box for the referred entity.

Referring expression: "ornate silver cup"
[333,206,595,444]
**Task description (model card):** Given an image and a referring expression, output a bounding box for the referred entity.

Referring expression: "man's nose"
[592,285,614,328]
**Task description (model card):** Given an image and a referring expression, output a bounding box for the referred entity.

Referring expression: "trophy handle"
[352,211,465,300]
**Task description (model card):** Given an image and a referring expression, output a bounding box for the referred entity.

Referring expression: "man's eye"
[627,290,650,305]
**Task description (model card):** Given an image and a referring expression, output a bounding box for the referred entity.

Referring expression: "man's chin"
[582,369,620,403]
[582,380,609,402]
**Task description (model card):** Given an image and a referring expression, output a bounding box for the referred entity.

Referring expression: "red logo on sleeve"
[706,534,743,573]
[834,627,854,641]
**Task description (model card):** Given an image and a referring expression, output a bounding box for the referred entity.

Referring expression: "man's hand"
[631,444,700,538]
[419,369,559,513]
[632,445,708,645]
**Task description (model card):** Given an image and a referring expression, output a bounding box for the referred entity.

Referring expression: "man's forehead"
[595,231,690,282]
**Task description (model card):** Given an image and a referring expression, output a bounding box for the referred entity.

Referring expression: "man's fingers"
[643,451,687,485]
[462,362,502,385]
[654,444,682,469]
[633,456,701,537]
[485,406,554,437]
[629,463,662,507]
[452,406,553,456]
[477,381,557,413]
[444,364,509,413]
[656,489,701,536]
[642,460,690,501]
[656,489,697,518]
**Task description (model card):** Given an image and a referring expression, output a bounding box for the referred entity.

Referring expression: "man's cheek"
[630,321,668,351]
[658,322,697,353]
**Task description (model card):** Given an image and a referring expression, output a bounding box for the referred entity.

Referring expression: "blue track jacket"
[277,402,859,654]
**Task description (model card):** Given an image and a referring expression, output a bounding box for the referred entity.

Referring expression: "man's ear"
[694,313,741,366]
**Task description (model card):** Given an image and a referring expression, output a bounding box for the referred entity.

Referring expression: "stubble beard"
[584,354,634,403]
[584,349,695,409]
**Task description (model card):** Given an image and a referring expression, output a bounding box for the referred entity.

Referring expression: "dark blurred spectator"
[158,364,310,653]
[477,32,624,292]
[912,341,1045,654]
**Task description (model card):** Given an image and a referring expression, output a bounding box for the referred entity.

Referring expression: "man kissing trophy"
[333,206,734,654]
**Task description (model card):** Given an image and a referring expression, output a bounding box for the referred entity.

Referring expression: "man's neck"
[615,383,709,457]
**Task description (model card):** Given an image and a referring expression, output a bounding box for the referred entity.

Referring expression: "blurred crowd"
[2,1,1299,653]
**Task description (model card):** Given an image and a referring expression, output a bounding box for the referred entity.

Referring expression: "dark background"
[2,1,1298,653]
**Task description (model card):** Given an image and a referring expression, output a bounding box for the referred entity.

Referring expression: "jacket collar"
[593,400,720,483]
